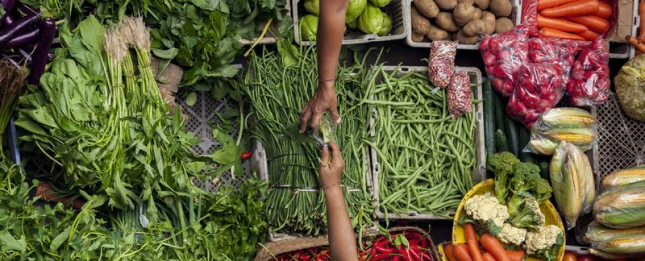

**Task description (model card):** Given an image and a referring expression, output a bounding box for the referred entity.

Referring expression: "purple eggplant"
[0,0,18,27]
[28,18,54,85]
[0,14,39,46]
[1,28,38,49]
[17,4,39,16]
[1,15,14,26]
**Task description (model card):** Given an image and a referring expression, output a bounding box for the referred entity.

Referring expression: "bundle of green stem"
[241,47,373,236]
[365,68,476,217]
[0,58,27,167]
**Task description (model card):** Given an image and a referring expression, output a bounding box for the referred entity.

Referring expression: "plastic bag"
[594,180,645,229]
[550,141,595,230]
[528,37,578,73]
[447,70,472,119]
[480,26,529,97]
[312,115,337,147]
[428,41,458,88]
[567,37,610,107]
[521,0,618,38]
[525,107,596,155]
[506,63,566,128]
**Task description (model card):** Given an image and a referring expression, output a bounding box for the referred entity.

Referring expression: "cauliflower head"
[497,223,527,246]
[525,225,563,254]
[464,194,510,228]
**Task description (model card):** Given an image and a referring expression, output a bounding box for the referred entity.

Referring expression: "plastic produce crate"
[292,0,407,45]
[590,93,645,187]
[239,1,291,45]
[404,0,521,50]
[371,66,486,220]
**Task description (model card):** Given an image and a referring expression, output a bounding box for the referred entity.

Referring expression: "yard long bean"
[241,47,374,236]
[368,68,476,217]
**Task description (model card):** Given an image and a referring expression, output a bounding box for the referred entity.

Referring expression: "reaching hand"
[299,83,341,133]
[319,141,345,190]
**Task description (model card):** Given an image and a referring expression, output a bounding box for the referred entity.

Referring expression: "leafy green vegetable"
[299,14,318,41]
[357,3,391,36]
[346,0,367,23]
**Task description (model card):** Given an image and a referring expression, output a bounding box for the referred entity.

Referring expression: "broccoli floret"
[509,197,545,230]
[508,162,541,216]
[488,152,520,203]
[534,178,553,204]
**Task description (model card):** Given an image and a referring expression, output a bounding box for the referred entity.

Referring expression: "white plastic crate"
[371,66,486,220]
[292,0,407,45]
[404,0,522,49]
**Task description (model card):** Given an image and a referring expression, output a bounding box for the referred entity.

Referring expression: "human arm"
[299,0,349,133]
[320,141,358,261]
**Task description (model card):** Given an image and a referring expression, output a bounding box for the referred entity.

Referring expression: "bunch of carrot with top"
[626,0,645,54]
[536,0,612,40]
[444,224,525,261]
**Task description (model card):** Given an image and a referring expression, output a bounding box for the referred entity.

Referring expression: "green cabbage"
[369,0,392,7]
[300,15,319,41]
[357,4,392,36]
[304,0,320,15]
[346,0,367,23]
[615,55,645,122]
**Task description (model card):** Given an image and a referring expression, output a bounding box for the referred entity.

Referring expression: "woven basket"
[254,226,440,261]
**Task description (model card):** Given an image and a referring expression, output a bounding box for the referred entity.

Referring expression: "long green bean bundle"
[366,68,476,217]
[241,47,373,236]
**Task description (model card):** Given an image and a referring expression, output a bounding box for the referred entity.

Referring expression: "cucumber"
[539,161,550,180]
[504,114,520,157]
[483,79,496,156]
[518,126,535,163]
[493,92,505,140]
[495,129,509,153]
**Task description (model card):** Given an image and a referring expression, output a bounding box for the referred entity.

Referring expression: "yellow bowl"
[448,179,565,261]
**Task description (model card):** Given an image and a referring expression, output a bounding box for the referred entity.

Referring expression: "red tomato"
[578,254,595,261]
[563,252,577,261]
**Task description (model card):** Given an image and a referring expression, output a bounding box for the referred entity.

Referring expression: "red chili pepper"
[408,246,422,261]
[406,232,422,240]
[408,239,421,245]
[373,241,393,254]
[420,238,428,248]
[240,150,253,160]
[421,252,433,261]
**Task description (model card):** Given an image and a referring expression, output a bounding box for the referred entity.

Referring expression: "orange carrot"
[505,250,525,261]
[537,14,588,32]
[640,0,645,41]
[578,30,601,40]
[540,0,599,18]
[445,244,459,261]
[567,15,611,33]
[540,27,586,40]
[480,234,510,261]
[626,35,645,53]
[464,224,484,261]
[595,1,612,18]
[537,0,578,11]
[454,244,474,261]
[482,253,498,261]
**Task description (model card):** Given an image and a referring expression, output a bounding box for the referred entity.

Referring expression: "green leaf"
[77,15,105,53]
[185,92,198,107]
[191,0,221,11]
[277,38,299,67]
[50,227,71,251]
[209,143,242,165]
[152,48,179,60]
[0,232,26,252]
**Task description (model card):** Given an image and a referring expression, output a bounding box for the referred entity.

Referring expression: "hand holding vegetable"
[320,141,345,189]
[300,82,341,133]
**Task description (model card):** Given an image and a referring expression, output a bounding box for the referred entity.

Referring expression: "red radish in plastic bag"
[480,26,529,97]
[567,37,610,107]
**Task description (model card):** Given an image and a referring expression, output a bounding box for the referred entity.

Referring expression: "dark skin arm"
[299,0,348,133]
[320,141,358,261]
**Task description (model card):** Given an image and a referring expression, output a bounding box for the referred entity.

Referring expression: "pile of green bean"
[365,68,476,217]
[240,47,373,236]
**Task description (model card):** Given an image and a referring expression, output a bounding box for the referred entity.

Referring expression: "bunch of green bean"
[240,47,374,236]
[364,68,476,217]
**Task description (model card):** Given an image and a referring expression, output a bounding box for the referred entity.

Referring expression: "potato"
[435,12,460,32]
[453,3,475,26]
[413,0,440,18]
[481,11,496,35]
[426,23,449,40]
[457,0,475,3]
[412,32,426,42]
[474,0,490,10]
[463,19,487,36]
[490,0,512,17]
[473,8,482,19]
[411,6,431,35]
[456,29,479,44]
[435,0,458,10]
[495,17,514,33]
